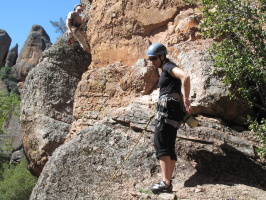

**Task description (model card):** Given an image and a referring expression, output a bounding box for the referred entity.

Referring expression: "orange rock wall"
[84,0,195,68]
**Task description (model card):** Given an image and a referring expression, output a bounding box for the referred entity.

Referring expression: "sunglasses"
[77,9,83,11]
[148,56,158,61]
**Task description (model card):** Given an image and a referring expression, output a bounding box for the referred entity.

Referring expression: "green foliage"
[249,118,266,159]
[200,0,266,111]
[0,158,37,200]
[0,66,19,94]
[3,139,13,156]
[0,90,20,136]
[0,90,20,165]
[50,17,67,34]
[182,0,266,158]
[183,0,198,7]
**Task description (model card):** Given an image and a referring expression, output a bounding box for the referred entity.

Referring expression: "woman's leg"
[159,156,176,185]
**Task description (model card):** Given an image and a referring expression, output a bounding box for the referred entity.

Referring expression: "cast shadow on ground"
[184,144,266,190]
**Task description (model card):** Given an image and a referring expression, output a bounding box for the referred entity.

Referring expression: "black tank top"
[159,61,182,97]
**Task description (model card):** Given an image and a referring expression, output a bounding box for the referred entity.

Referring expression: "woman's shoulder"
[163,61,178,72]
[164,61,177,67]
[67,11,75,18]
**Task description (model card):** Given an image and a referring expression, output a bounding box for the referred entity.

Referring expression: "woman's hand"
[183,98,191,114]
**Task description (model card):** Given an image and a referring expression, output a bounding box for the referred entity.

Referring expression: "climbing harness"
[156,93,199,128]
[96,113,155,200]
[155,93,184,128]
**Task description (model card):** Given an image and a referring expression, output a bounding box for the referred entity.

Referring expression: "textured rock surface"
[21,37,91,176]
[31,124,157,200]
[5,107,22,150]
[0,29,11,67]
[13,25,52,81]
[171,40,254,124]
[30,115,266,200]
[5,44,18,67]
[87,0,191,68]
[120,58,159,95]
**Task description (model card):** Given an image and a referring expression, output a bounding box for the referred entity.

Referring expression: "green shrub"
[200,0,266,158]
[0,158,37,200]
[0,90,20,135]
[0,90,20,165]
[0,66,19,94]
[249,118,266,159]
[182,0,266,158]
[200,0,266,109]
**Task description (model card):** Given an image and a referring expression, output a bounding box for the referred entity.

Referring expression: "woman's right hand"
[183,98,191,114]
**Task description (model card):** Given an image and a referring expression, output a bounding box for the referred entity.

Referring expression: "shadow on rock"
[184,144,266,190]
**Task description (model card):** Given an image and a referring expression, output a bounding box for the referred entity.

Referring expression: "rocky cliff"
[0,25,52,165]
[0,29,12,67]
[5,44,18,68]
[13,25,52,82]
[21,36,91,176]
[18,0,266,199]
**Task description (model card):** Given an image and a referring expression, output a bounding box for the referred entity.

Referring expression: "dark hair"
[165,57,171,63]
[74,4,82,11]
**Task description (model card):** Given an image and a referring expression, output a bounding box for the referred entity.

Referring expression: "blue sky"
[1,0,80,53]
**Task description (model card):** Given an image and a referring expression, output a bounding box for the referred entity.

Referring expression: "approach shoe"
[151,181,173,194]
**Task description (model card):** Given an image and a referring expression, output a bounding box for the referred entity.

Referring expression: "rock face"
[21,37,91,176]
[87,0,188,68]
[25,0,265,199]
[30,99,265,199]
[171,40,254,124]
[5,44,18,67]
[67,59,158,139]
[0,29,11,67]
[13,25,52,81]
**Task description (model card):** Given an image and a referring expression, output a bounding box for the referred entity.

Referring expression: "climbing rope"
[96,113,155,200]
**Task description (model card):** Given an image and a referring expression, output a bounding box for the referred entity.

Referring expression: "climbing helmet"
[147,43,167,57]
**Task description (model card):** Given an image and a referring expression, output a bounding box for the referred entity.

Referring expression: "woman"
[147,43,191,193]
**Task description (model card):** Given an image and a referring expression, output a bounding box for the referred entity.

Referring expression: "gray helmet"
[147,43,167,57]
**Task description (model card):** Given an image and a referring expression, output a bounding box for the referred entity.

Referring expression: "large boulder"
[5,44,18,67]
[30,123,156,200]
[13,25,52,81]
[21,38,91,176]
[30,101,265,200]
[120,59,159,95]
[0,29,11,67]
[67,58,158,140]
[171,40,254,124]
